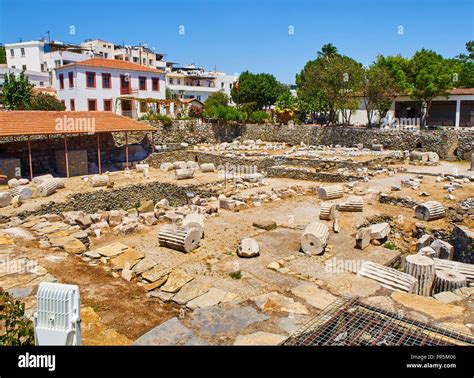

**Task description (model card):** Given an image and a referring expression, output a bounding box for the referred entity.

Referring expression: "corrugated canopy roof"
[0,111,157,137]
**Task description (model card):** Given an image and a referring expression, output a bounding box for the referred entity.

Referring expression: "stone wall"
[145,150,392,173]
[147,121,473,160]
[14,181,216,220]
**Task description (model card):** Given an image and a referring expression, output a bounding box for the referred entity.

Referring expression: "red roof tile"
[0,111,157,137]
[56,58,166,74]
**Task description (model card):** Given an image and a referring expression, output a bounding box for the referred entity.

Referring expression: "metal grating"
[282,297,474,346]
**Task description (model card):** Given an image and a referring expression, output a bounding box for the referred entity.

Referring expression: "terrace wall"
[148,121,473,160]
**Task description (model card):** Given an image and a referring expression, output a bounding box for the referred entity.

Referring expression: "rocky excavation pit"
[1,139,473,345]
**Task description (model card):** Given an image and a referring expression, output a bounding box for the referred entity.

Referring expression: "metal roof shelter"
[282,297,474,346]
[0,111,157,179]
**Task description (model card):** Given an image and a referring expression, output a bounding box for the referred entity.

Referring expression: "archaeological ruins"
[1,114,473,346]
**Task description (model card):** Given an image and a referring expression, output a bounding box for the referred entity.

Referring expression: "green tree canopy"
[408,49,455,126]
[2,72,34,110]
[296,45,364,125]
[29,92,66,111]
[204,91,229,109]
[363,64,400,126]
[231,71,287,109]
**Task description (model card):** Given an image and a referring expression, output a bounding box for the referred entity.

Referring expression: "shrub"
[229,270,242,280]
[0,289,35,346]
[29,92,66,111]
[141,112,174,127]
[249,110,269,123]
[188,105,203,119]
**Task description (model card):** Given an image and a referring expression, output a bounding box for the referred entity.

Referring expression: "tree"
[407,49,454,127]
[363,64,400,126]
[165,87,172,100]
[373,54,412,92]
[0,45,6,64]
[29,92,66,111]
[449,40,474,88]
[275,92,298,124]
[296,45,364,125]
[204,91,229,109]
[231,71,286,109]
[2,72,34,110]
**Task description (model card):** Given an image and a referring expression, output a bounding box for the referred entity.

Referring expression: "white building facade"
[54,58,166,119]
[167,65,237,102]
[341,89,474,129]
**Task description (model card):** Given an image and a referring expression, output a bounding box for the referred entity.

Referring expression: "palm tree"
[317,43,338,58]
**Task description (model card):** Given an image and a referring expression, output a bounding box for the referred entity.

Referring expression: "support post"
[28,137,33,180]
[125,132,129,169]
[97,133,102,175]
[455,98,461,129]
[64,136,70,178]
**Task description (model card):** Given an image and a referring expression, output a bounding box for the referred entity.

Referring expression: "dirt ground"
[1,156,472,345]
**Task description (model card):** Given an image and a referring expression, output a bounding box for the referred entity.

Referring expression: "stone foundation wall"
[145,150,393,173]
[147,121,473,160]
[13,181,216,220]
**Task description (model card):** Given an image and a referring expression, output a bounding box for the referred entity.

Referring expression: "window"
[70,99,75,111]
[133,57,138,63]
[68,72,74,88]
[87,99,97,111]
[152,78,160,91]
[139,76,147,90]
[55,60,61,67]
[11,65,15,69]
[177,79,181,85]
[39,81,44,86]
[197,95,201,101]
[40,63,45,72]
[21,48,25,57]
[102,73,111,89]
[59,74,64,89]
[61,100,65,107]
[10,49,14,57]
[103,99,112,111]
[169,78,174,84]
[139,101,147,113]
[221,82,224,88]
[22,65,27,71]
[86,72,96,88]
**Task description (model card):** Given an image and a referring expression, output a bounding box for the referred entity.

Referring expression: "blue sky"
[0,0,472,84]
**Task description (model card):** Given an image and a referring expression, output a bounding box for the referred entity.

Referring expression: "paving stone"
[391,292,464,320]
[132,258,159,275]
[172,282,212,305]
[276,315,311,335]
[109,248,144,270]
[141,266,172,283]
[161,269,194,293]
[186,287,227,309]
[252,220,277,231]
[63,239,87,254]
[326,272,381,297]
[290,283,337,310]
[361,296,396,312]
[233,331,287,345]
[95,242,129,257]
[190,304,269,335]
[432,291,463,304]
[134,317,206,345]
[252,292,309,314]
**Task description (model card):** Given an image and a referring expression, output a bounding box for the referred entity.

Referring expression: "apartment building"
[54,58,166,119]
[167,65,237,102]
[5,40,93,86]
[0,65,49,89]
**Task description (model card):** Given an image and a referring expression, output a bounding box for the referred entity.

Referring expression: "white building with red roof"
[54,58,166,119]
